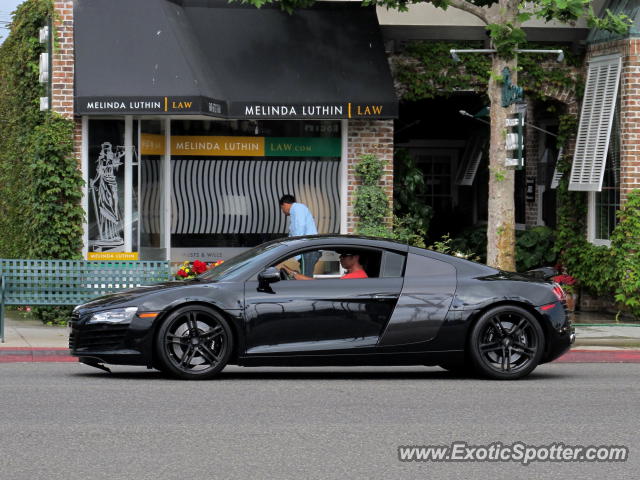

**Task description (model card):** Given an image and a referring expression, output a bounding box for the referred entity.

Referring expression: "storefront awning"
[75,0,398,119]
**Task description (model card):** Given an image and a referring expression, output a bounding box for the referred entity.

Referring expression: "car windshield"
[199,240,285,281]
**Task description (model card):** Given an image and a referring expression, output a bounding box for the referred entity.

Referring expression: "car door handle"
[373,294,398,300]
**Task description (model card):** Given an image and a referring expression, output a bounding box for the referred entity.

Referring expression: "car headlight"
[88,307,138,324]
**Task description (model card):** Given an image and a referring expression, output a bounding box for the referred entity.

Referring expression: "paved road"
[0,363,638,480]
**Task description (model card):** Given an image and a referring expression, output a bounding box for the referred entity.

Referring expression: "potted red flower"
[175,259,224,280]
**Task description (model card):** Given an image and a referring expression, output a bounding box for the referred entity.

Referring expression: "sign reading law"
[236,102,395,119]
[76,97,396,118]
[141,135,340,157]
[76,96,226,115]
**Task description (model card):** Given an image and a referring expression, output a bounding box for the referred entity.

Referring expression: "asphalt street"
[0,363,638,480]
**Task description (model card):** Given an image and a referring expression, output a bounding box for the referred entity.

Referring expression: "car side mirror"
[258,267,281,285]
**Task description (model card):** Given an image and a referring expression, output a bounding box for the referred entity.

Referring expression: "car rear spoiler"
[523,266,557,281]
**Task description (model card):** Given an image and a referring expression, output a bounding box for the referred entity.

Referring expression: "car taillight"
[552,283,566,302]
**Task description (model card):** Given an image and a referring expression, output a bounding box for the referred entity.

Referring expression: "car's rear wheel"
[155,305,233,380]
[469,305,544,380]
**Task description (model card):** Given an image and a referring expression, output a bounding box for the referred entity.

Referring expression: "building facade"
[51,0,395,262]
[48,0,640,262]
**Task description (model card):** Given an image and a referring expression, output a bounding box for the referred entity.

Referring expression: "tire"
[469,305,544,380]
[155,305,233,380]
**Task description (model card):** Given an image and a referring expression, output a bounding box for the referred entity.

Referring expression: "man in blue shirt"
[279,194,320,276]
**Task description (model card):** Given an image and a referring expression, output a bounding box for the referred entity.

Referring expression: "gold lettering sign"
[88,252,140,261]
[348,103,384,118]
[171,136,265,156]
[141,135,267,157]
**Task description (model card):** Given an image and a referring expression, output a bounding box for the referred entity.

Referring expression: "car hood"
[76,280,202,311]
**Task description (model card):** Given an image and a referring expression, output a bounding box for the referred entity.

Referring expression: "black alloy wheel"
[469,305,544,380]
[155,306,233,380]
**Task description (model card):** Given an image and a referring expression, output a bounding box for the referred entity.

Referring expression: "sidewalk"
[0,314,74,362]
[1,310,640,363]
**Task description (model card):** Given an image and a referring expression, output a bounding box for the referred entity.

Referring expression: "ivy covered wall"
[391,40,583,105]
[0,0,84,260]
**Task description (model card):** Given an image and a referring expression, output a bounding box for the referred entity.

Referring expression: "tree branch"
[446,0,488,24]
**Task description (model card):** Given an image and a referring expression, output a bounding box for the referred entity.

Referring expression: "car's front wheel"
[469,305,544,380]
[155,305,233,380]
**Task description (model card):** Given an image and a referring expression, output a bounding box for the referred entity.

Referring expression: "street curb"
[555,349,640,363]
[0,348,77,363]
[574,339,640,348]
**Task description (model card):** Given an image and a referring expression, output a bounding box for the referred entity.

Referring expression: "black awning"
[74,0,397,119]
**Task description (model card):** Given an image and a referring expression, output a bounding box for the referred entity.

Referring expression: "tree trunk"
[486,56,517,271]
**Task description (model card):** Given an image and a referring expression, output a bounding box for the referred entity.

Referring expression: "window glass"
[200,241,282,281]
[87,119,125,255]
[168,119,341,252]
[381,251,406,277]
[139,120,168,260]
[274,248,382,280]
[594,98,621,241]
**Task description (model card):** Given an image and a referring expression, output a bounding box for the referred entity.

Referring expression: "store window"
[87,119,127,257]
[139,120,169,260]
[590,99,621,245]
[88,118,342,262]
[166,120,342,261]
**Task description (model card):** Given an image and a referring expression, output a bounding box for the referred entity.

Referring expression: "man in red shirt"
[282,252,368,280]
[338,253,368,279]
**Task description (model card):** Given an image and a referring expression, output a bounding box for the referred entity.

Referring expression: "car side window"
[275,249,342,280]
[381,251,406,278]
[274,248,384,280]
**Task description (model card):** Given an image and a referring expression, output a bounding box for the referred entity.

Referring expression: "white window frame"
[340,119,349,234]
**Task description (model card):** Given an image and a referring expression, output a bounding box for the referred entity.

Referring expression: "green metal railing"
[0,259,172,342]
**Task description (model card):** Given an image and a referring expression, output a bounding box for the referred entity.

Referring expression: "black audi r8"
[70,235,574,380]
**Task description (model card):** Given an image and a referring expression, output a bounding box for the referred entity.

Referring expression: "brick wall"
[587,39,640,204]
[52,1,81,165]
[52,1,74,119]
[620,39,640,201]
[345,120,394,234]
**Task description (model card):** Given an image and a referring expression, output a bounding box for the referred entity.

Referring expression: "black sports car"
[70,235,574,380]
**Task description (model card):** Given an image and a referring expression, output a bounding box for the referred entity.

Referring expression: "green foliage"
[0,1,84,324]
[611,190,640,316]
[395,41,490,101]
[435,225,556,271]
[430,234,480,262]
[27,114,85,259]
[485,23,526,58]
[392,215,426,248]
[393,149,432,246]
[515,226,556,272]
[552,119,619,299]
[353,153,429,247]
[449,226,488,263]
[354,185,390,224]
[236,0,316,14]
[0,0,53,258]
[32,306,73,326]
[355,153,385,186]
[588,8,633,34]
[356,223,394,239]
[353,154,391,236]
[395,40,583,103]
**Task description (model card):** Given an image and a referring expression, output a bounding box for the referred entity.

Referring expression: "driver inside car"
[281,252,368,280]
